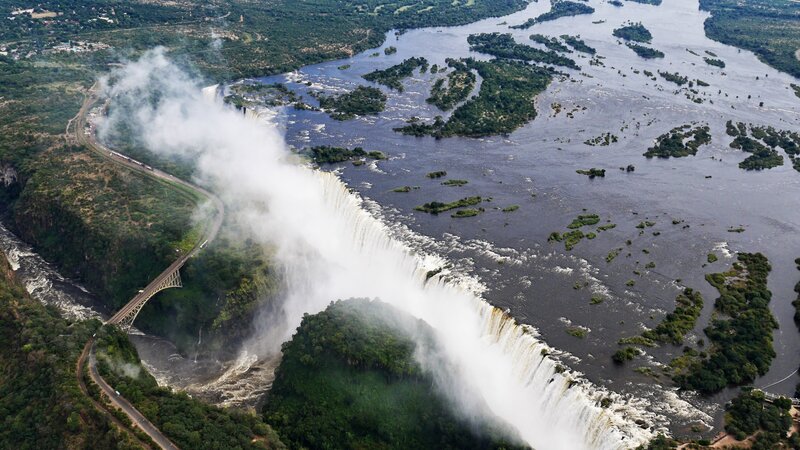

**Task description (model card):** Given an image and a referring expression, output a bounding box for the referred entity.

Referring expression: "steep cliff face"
[136,235,280,354]
[8,145,194,309]
[0,145,279,355]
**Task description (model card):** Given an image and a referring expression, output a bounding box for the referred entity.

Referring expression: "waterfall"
[201,84,221,102]
[264,169,656,450]
[105,55,659,448]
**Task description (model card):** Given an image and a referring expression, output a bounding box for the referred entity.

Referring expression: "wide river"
[246,0,800,437]
[4,0,799,443]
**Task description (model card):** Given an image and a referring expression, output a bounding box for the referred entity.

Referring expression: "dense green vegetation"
[725,121,800,171]
[511,1,595,29]
[673,253,778,394]
[95,326,284,449]
[612,347,641,364]
[560,35,596,54]
[793,84,800,99]
[724,389,799,448]
[468,33,580,69]
[398,58,552,137]
[636,435,679,450]
[426,59,477,110]
[641,288,703,345]
[738,147,784,170]
[549,214,605,250]
[568,214,601,228]
[415,196,483,214]
[138,230,280,353]
[657,71,689,86]
[0,257,139,449]
[304,146,386,164]
[613,23,653,43]
[626,43,665,59]
[700,0,800,78]
[703,57,726,68]
[643,124,711,158]
[529,34,571,53]
[12,144,195,307]
[316,86,387,120]
[566,326,588,338]
[1,0,530,80]
[262,299,527,450]
[363,57,429,92]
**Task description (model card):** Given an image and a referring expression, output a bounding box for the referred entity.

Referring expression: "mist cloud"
[98,48,651,450]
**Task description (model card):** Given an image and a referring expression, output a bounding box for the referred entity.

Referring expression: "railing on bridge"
[108,266,183,330]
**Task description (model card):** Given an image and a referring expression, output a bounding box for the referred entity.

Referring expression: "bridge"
[71,83,224,449]
[107,256,186,329]
[71,83,224,332]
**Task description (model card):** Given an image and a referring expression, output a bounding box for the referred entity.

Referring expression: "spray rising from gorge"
[99,48,656,449]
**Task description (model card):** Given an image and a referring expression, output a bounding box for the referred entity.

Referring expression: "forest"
[363,57,429,92]
[529,34,572,53]
[468,33,580,70]
[95,326,284,449]
[426,60,477,110]
[316,86,387,120]
[673,253,778,394]
[560,35,596,54]
[613,23,653,43]
[396,58,553,138]
[305,146,387,164]
[726,121,800,171]
[626,43,664,59]
[262,299,527,450]
[643,124,711,158]
[0,257,137,449]
[640,288,703,345]
[724,389,799,448]
[700,0,800,78]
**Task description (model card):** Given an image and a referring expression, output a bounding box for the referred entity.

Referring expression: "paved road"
[76,340,153,450]
[73,85,224,327]
[86,339,180,450]
[71,84,225,450]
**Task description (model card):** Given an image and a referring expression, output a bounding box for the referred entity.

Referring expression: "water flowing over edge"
[216,80,663,447]
[292,167,657,449]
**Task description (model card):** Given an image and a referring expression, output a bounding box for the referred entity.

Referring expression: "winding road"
[72,83,225,450]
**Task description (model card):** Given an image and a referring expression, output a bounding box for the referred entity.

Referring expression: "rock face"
[0,164,18,187]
